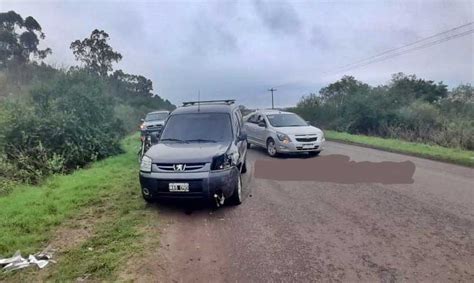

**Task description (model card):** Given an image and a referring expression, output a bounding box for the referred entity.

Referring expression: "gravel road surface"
[131,141,474,282]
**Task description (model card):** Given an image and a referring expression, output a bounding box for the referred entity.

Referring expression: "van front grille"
[155,163,206,171]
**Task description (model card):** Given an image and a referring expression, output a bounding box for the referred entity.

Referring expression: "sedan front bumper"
[275,137,325,153]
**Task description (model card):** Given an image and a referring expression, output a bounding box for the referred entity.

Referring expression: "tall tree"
[70,29,122,76]
[0,11,51,67]
[111,69,153,95]
[449,84,474,104]
[319,76,370,107]
[388,73,448,104]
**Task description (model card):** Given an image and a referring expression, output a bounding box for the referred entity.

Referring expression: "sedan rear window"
[160,113,233,143]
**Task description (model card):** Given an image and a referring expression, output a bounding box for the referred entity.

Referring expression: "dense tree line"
[291,74,473,150]
[0,11,174,192]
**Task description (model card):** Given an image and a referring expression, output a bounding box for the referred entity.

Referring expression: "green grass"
[46,188,149,281]
[325,130,474,167]
[0,134,152,281]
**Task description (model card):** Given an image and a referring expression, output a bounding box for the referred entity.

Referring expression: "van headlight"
[211,153,232,171]
[140,156,152,172]
[276,132,291,144]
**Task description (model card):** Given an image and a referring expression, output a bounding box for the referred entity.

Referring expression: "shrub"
[0,157,17,195]
[1,70,125,183]
[293,75,473,150]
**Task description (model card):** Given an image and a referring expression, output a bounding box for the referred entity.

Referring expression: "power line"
[324,22,474,75]
[330,22,473,72]
[268,23,473,97]
[325,27,474,75]
[329,28,474,74]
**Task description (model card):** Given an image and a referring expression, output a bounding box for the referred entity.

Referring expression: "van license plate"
[302,144,314,149]
[169,183,189,192]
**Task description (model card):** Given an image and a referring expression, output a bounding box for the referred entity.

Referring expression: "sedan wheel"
[266,139,278,157]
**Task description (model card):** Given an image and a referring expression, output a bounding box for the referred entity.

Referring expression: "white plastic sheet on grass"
[0,246,55,272]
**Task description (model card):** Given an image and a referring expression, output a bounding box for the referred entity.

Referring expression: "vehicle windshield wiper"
[160,138,187,143]
[185,139,218,143]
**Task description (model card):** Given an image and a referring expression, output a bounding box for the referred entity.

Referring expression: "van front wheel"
[228,173,242,205]
[141,187,155,203]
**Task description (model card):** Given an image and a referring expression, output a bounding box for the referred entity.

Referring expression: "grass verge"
[325,130,474,167]
[0,134,154,281]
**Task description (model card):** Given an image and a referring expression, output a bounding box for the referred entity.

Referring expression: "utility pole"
[268,88,277,109]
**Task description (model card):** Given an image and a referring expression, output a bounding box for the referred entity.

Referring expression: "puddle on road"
[254,154,415,184]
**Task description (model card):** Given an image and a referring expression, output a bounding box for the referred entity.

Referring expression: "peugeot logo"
[173,164,186,171]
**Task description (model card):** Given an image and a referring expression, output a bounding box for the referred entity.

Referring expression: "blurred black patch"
[254,154,415,184]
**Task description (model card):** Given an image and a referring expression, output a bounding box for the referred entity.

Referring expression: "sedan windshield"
[266,113,307,127]
[145,112,168,121]
[160,113,233,143]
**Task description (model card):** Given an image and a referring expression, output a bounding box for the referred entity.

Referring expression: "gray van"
[139,100,248,207]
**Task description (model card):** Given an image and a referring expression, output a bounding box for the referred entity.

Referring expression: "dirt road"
[128,141,474,282]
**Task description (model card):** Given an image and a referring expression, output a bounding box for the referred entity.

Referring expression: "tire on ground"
[228,173,243,205]
[266,138,278,157]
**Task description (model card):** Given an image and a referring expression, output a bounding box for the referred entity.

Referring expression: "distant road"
[131,141,474,282]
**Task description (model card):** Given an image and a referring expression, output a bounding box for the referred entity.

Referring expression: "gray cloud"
[253,0,301,35]
[309,26,331,50]
[186,16,239,57]
[2,0,473,108]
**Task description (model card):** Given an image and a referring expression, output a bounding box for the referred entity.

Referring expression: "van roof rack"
[182,99,235,106]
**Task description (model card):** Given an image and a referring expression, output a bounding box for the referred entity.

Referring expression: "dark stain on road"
[254,154,415,184]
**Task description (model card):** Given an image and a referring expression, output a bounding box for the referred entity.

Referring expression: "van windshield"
[266,113,308,127]
[160,113,233,143]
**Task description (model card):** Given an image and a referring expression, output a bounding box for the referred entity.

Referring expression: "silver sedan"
[244,110,325,157]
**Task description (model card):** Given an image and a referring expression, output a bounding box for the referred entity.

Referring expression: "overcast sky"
[2,0,473,107]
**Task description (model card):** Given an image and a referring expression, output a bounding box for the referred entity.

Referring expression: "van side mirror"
[238,132,247,141]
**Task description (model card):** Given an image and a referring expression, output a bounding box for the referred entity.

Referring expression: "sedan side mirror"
[306,120,311,125]
[258,120,266,127]
[140,118,145,123]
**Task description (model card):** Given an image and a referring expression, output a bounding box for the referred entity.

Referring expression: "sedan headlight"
[211,153,232,171]
[276,132,291,144]
[140,156,152,172]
